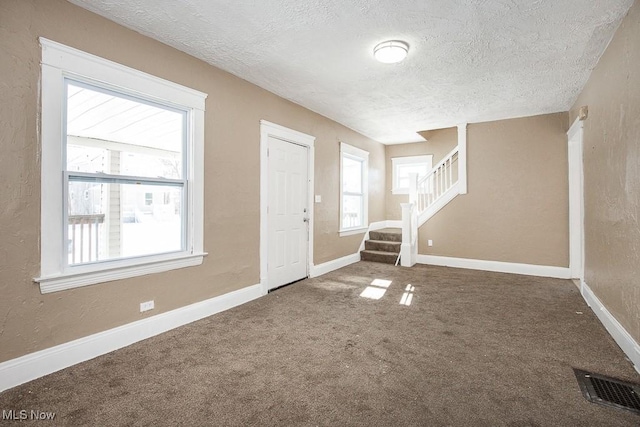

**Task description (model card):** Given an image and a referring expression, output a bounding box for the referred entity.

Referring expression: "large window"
[36,39,207,293]
[340,143,369,235]
[391,155,433,194]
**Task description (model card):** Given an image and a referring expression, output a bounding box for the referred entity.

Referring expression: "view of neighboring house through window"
[392,155,433,194]
[340,142,369,234]
[37,38,206,292]
[65,81,186,265]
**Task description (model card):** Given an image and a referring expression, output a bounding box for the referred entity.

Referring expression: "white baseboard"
[0,283,263,393]
[416,255,571,279]
[310,253,360,278]
[581,281,640,373]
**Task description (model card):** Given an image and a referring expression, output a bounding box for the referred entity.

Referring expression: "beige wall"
[417,113,570,267]
[385,128,458,219]
[569,1,640,343]
[0,0,385,362]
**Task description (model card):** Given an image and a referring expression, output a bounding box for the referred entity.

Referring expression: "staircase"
[360,228,401,264]
[359,124,468,267]
[399,123,468,267]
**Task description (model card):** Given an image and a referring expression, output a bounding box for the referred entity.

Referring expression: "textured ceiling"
[68,0,634,144]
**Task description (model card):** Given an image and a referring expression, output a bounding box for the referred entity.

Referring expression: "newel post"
[400,202,416,267]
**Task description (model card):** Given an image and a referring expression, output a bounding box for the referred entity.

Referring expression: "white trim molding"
[310,253,360,278]
[567,115,585,141]
[259,120,316,295]
[37,253,205,294]
[457,123,468,195]
[0,284,262,393]
[567,117,585,280]
[339,142,369,235]
[339,227,368,237]
[391,155,433,195]
[581,281,640,373]
[416,255,571,279]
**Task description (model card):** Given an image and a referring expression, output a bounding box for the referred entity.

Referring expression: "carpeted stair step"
[369,228,402,242]
[365,239,401,253]
[360,249,398,264]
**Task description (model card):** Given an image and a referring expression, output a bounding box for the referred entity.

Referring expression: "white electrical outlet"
[428,240,433,247]
[140,300,155,312]
[315,195,322,203]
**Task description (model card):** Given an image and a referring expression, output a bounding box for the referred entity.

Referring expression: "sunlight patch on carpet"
[400,284,415,306]
[360,278,393,300]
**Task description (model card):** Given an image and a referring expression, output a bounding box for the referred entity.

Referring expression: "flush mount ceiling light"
[373,40,409,64]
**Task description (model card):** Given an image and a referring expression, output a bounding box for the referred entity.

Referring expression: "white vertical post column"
[400,202,414,267]
[107,150,121,259]
[410,205,418,266]
[408,172,418,205]
[457,123,468,195]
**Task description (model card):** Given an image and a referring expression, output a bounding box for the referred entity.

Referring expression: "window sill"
[34,252,207,294]
[392,188,409,195]
[339,227,368,237]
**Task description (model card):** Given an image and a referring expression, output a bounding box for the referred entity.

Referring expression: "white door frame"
[260,120,315,295]
[567,117,585,280]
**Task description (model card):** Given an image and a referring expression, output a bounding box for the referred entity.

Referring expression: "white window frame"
[391,155,433,195]
[339,142,369,236]
[35,38,207,293]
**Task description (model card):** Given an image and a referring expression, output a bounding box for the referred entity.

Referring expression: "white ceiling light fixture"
[373,40,409,64]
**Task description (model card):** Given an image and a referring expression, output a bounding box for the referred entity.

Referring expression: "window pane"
[396,163,430,188]
[66,81,184,179]
[343,156,363,193]
[397,163,429,179]
[67,180,183,265]
[342,195,363,228]
[398,176,410,189]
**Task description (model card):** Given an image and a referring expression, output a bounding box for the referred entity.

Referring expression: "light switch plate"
[315,195,322,203]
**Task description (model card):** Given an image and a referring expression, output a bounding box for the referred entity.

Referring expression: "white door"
[267,136,309,290]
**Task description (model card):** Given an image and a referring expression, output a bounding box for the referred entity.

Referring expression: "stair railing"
[400,146,461,268]
[399,123,467,268]
[414,146,459,219]
[68,214,105,264]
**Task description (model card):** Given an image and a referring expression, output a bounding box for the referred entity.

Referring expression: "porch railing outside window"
[68,214,105,264]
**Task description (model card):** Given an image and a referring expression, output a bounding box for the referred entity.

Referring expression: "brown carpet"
[1,262,639,426]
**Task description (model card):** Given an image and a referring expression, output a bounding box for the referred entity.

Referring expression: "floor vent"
[574,368,640,415]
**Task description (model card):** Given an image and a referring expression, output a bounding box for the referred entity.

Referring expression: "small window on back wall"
[392,155,433,194]
[340,142,369,236]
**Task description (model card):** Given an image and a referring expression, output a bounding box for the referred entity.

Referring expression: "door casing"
[260,120,315,294]
[567,117,585,281]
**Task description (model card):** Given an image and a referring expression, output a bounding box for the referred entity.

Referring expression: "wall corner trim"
[310,253,360,278]
[581,281,640,374]
[0,283,263,393]
[416,255,571,279]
